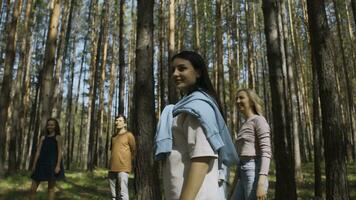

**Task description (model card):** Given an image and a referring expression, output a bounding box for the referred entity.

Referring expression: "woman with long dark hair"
[155,51,238,199]
[29,118,65,200]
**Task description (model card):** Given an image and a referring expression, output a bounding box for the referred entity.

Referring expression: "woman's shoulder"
[251,115,270,131]
[55,135,63,142]
[251,115,268,125]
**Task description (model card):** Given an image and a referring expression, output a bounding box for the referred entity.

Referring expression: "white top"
[163,113,219,200]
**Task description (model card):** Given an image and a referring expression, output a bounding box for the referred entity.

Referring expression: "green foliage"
[0,164,355,199]
[0,169,134,200]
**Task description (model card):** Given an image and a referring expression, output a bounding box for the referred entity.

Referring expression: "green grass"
[0,163,355,199]
[265,163,356,200]
[0,169,113,200]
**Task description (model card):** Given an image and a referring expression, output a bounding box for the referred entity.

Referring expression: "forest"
[0,0,355,199]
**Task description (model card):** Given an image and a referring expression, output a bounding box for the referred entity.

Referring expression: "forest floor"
[0,163,355,200]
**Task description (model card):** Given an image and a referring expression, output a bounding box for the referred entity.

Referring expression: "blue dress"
[31,135,65,181]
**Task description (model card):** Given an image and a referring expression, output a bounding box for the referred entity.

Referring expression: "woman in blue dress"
[29,118,65,200]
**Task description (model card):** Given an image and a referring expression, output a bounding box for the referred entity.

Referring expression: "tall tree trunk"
[192,0,200,52]
[28,82,41,171]
[333,0,355,162]
[39,0,61,135]
[66,0,78,169]
[52,0,71,119]
[92,12,106,167]
[10,0,29,170]
[97,0,110,167]
[105,0,119,167]
[86,0,99,171]
[158,0,166,114]
[127,0,136,131]
[262,1,297,199]
[77,63,87,167]
[72,0,88,168]
[307,0,349,199]
[283,0,302,181]
[29,29,47,170]
[134,0,160,198]
[245,1,255,90]
[0,0,23,176]
[351,0,356,26]
[65,46,75,169]
[227,0,238,134]
[215,0,224,113]
[18,0,35,170]
[118,0,125,114]
[168,0,177,103]
[312,55,323,200]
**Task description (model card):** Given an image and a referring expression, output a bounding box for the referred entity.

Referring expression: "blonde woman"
[231,89,272,200]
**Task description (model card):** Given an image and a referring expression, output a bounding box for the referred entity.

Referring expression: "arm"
[180,114,217,199]
[129,133,136,159]
[32,136,44,171]
[180,156,214,200]
[255,117,272,199]
[55,135,63,173]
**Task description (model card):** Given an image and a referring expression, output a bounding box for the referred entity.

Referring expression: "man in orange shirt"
[108,114,136,200]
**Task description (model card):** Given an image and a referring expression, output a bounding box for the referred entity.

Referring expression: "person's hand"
[256,175,267,200]
[55,165,60,174]
[256,184,267,200]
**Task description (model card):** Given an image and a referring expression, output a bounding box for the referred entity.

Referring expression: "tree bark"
[282,0,302,181]
[333,0,355,162]
[86,0,99,171]
[97,0,110,167]
[312,53,323,200]
[18,0,35,170]
[168,0,177,103]
[351,0,356,26]
[215,0,225,114]
[245,1,255,90]
[262,0,297,199]
[0,0,23,175]
[105,0,119,167]
[307,0,349,199]
[39,0,61,135]
[157,0,166,114]
[193,0,200,53]
[52,0,71,119]
[134,0,160,198]
[118,0,125,114]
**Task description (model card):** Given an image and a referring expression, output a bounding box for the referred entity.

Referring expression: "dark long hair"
[171,51,225,118]
[46,118,61,136]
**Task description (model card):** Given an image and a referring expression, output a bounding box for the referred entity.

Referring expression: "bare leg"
[48,181,56,200]
[29,181,40,200]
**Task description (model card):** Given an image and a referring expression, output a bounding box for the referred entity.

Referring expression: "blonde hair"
[236,88,264,116]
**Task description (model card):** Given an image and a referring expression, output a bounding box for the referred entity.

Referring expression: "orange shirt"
[109,132,136,173]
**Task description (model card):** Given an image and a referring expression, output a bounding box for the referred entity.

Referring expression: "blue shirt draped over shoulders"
[154,89,239,167]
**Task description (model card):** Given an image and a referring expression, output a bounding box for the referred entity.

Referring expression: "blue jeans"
[231,158,268,200]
